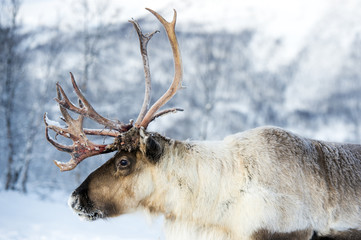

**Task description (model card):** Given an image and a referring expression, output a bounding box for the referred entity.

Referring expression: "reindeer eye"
[119,159,130,168]
[115,155,135,174]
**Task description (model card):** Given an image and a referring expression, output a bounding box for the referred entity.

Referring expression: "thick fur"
[140,126,361,239]
[70,126,361,240]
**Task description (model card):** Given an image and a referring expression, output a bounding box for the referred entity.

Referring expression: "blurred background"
[0,0,361,239]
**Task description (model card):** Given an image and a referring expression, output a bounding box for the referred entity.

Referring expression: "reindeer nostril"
[71,197,79,209]
[68,192,81,210]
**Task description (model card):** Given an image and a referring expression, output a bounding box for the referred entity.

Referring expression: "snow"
[44,113,64,128]
[0,191,164,240]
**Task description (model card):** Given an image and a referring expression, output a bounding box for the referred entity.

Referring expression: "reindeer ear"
[139,128,163,163]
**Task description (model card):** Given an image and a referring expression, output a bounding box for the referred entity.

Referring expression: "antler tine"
[44,113,72,153]
[140,8,184,129]
[56,82,75,124]
[149,107,184,123]
[129,19,159,128]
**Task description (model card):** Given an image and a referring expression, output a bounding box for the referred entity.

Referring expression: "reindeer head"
[44,8,183,220]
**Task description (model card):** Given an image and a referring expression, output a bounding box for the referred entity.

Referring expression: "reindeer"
[44,8,361,240]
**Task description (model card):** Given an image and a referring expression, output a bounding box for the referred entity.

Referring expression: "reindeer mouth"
[68,193,105,221]
[76,209,104,221]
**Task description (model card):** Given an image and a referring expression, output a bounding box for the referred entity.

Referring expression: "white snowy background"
[1,0,361,239]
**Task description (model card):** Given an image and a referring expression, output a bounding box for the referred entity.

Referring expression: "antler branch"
[149,107,184,123]
[129,19,159,128]
[140,8,184,128]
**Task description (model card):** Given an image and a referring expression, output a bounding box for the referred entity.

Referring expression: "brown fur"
[313,229,361,240]
[251,229,313,240]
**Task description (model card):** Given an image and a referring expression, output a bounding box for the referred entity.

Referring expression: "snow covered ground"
[0,191,164,240]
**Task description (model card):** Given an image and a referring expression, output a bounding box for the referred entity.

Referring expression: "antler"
[45,9,184,171]
[138,8,184,129]
[44,73,132,171]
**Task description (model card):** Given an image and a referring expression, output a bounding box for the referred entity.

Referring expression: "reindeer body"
[141,126,361,239]
[45,9,361,240]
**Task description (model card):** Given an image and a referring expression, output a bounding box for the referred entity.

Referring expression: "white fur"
[143,126,361,239]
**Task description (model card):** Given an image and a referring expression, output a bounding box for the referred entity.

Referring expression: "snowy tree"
[0,0,28,190]
[18,24,66,192]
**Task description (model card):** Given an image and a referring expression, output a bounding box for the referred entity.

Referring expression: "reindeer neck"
[144,138,238,221]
